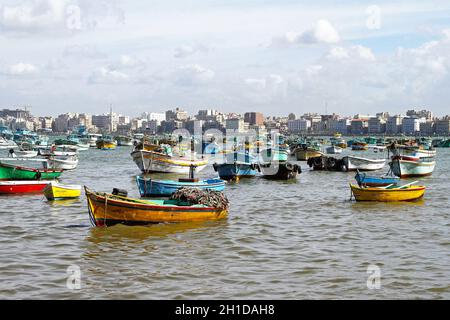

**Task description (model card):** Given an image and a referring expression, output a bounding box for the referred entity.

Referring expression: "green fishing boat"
[438,139,450,148]
[0,163,63,180]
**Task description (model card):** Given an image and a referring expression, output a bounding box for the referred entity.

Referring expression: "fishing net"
[170,187,229,210]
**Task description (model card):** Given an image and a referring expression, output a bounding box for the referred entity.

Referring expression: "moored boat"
[213,151,258,180]
[350,183,425,202]
[115,136,134,146]
[343,156,386,171]
[259,161,301,180]
[0,162,63,180]
[294,147,323,161]
[43,181,81,200]
[131,149,208,174]
[85,187,228,227]
[389,157,436,178]
[96,135,117,150]
[47,155,79,170]
[0,180,50,194]
[351,141,369,151]
[326,146,342,154]
[136,176,225,197]
[354,171,399,187]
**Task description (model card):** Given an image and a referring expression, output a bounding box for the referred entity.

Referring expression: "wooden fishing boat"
[131,149,208,174]
[326,146,342,154]
[47,155,78,170]
[389,157,436,178]
[259,161,301,180]
[294,147,323,161]
[13,149,38,158]
[343,156,386,171]
[136,176,225,197]
[354,171,399,187]
[259,148,288,162]
[213,151,258,180]
[350,183,425,202]
[0,162,63,180]
[115,136,134,146]
[43,181,81,200]
[96,136,117,150]
[0,137,16,149]
[85,187,228,227]
[351,141,369,151]
[0,180,50,194]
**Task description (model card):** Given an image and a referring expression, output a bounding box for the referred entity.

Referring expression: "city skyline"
[1,1,450,116]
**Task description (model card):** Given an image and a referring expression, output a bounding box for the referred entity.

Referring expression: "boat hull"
[44,183,81,200]
[350,184,425,201]
[326,146,342,154]
[0,181,50,194]
[96,141,116,150]
[0,163,63,180]
[213,163,257,180]
[343,156,386,171]
[295,149,323,161]
[131,150,208,174]
[389,159,436,178]
[47,156,78,170]
[136,177,225,197]
[259,161,300,180]
[85,188,227,226]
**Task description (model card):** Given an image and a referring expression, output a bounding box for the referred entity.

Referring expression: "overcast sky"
[1,0,450,117]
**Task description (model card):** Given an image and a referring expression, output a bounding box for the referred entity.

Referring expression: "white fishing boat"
[131,149,208,174]
[47,155,79,170]
[326,146,342,154]
[87,134,102,147]
[389,156,435,178]
[342,156,386,171]
[389,145,436,158]
[12,149,38,158]
[75,143,89,151]
[0,137,16,149]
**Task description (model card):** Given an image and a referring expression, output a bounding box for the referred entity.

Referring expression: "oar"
[398,181,419,189]
[379,184,395,189]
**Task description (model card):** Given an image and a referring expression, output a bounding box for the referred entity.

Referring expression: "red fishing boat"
[0,180,51,194]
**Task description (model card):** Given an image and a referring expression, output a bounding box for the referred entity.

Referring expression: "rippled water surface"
[0,147,449,299]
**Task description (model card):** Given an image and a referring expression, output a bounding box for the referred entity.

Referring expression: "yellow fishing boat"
[350,183,425,202]
[96,135,117,150]
[85,187,228,227]
[44,182,81,200]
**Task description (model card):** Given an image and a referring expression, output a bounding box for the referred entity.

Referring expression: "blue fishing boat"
[355,170,399,187]
[213,151,258,180]
[136,176,225,197]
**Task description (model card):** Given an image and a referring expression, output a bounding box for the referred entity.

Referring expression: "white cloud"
[174,44,209,58]
[88,67,129,84]
[1,62,38,76]
[0,0,68,32]
[63,45,107,59]
[327,45,375,61]
[273,19,340,46]
[173,64,215,86]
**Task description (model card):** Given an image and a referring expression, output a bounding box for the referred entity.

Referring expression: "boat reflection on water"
[350,198,425,212]
[45,198,81,207]
[85,219,229,244]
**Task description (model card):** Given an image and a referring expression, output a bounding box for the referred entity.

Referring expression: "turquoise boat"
[355,171,399,187]
[259,147,288,162]
[213,151,258,180]
[136,176,225,197]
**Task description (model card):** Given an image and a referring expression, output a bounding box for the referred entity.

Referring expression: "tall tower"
[109,104,113,133]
